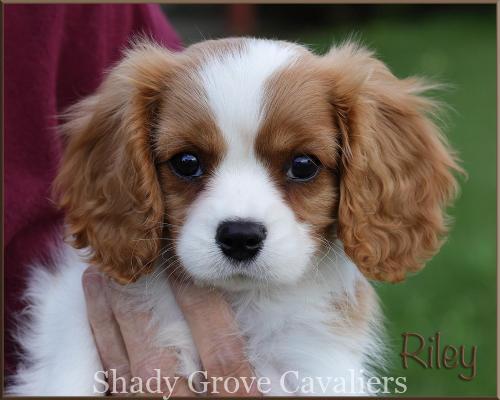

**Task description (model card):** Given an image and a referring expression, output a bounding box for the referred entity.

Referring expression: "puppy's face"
[156,41,339,289]
[55,38,460,287]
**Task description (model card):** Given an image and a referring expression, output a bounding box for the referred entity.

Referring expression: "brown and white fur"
[10,38,460,395]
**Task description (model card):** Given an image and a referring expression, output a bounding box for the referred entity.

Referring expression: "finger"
[106,280,193,396]
[82,267,131,395]
[171,279,260,397]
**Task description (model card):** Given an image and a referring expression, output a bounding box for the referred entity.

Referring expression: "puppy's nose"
[216,220,267,262]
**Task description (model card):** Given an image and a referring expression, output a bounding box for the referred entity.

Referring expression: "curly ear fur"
[53,41,176,283]
[322,43,462,283]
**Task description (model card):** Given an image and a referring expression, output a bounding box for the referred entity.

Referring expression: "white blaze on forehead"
[198,39,300,159]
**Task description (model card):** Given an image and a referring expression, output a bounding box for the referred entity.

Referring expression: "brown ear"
[54,41,176,283]
[322,43,462,282]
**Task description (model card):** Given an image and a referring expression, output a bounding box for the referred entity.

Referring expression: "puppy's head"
[54,38,460,287]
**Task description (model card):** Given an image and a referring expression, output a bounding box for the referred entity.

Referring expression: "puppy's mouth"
[161,249,265,289]
[197,257,278,290]
[200,270,271,291]
[209,262,268,283]
[226,271,258,283]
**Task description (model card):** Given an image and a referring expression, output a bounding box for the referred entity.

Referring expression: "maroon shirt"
[4,4,181,374]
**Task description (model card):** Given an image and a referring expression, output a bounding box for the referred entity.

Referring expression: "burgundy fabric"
[4,4,181,374]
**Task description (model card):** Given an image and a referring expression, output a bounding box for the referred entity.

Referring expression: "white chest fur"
[9,244,382,396]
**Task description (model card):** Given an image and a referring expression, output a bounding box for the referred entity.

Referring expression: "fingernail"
[82,270,105,298]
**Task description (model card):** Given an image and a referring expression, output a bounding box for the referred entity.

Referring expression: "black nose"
[216,220,267,262]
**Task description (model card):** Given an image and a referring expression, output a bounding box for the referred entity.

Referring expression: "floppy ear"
[322,43,462,283]
[54,41,177,283]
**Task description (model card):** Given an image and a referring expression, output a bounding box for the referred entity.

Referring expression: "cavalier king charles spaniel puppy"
[10,37,460,395]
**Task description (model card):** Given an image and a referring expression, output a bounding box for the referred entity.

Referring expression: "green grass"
[281,8,496,396]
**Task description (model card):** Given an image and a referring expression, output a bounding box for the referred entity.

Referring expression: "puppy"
[9,37,460,395]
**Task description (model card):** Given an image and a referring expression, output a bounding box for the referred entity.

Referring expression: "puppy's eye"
[287,155,320,181]
[170,153,202,178]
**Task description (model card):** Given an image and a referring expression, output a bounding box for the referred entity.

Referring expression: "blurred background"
[162,4,496,396]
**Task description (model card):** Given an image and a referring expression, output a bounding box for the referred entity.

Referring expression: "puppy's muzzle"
[216,220,267,262]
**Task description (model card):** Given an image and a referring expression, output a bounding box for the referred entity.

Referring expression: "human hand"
[82,266,260,397]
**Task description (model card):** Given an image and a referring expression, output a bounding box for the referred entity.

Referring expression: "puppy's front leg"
[8,259,104,395]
